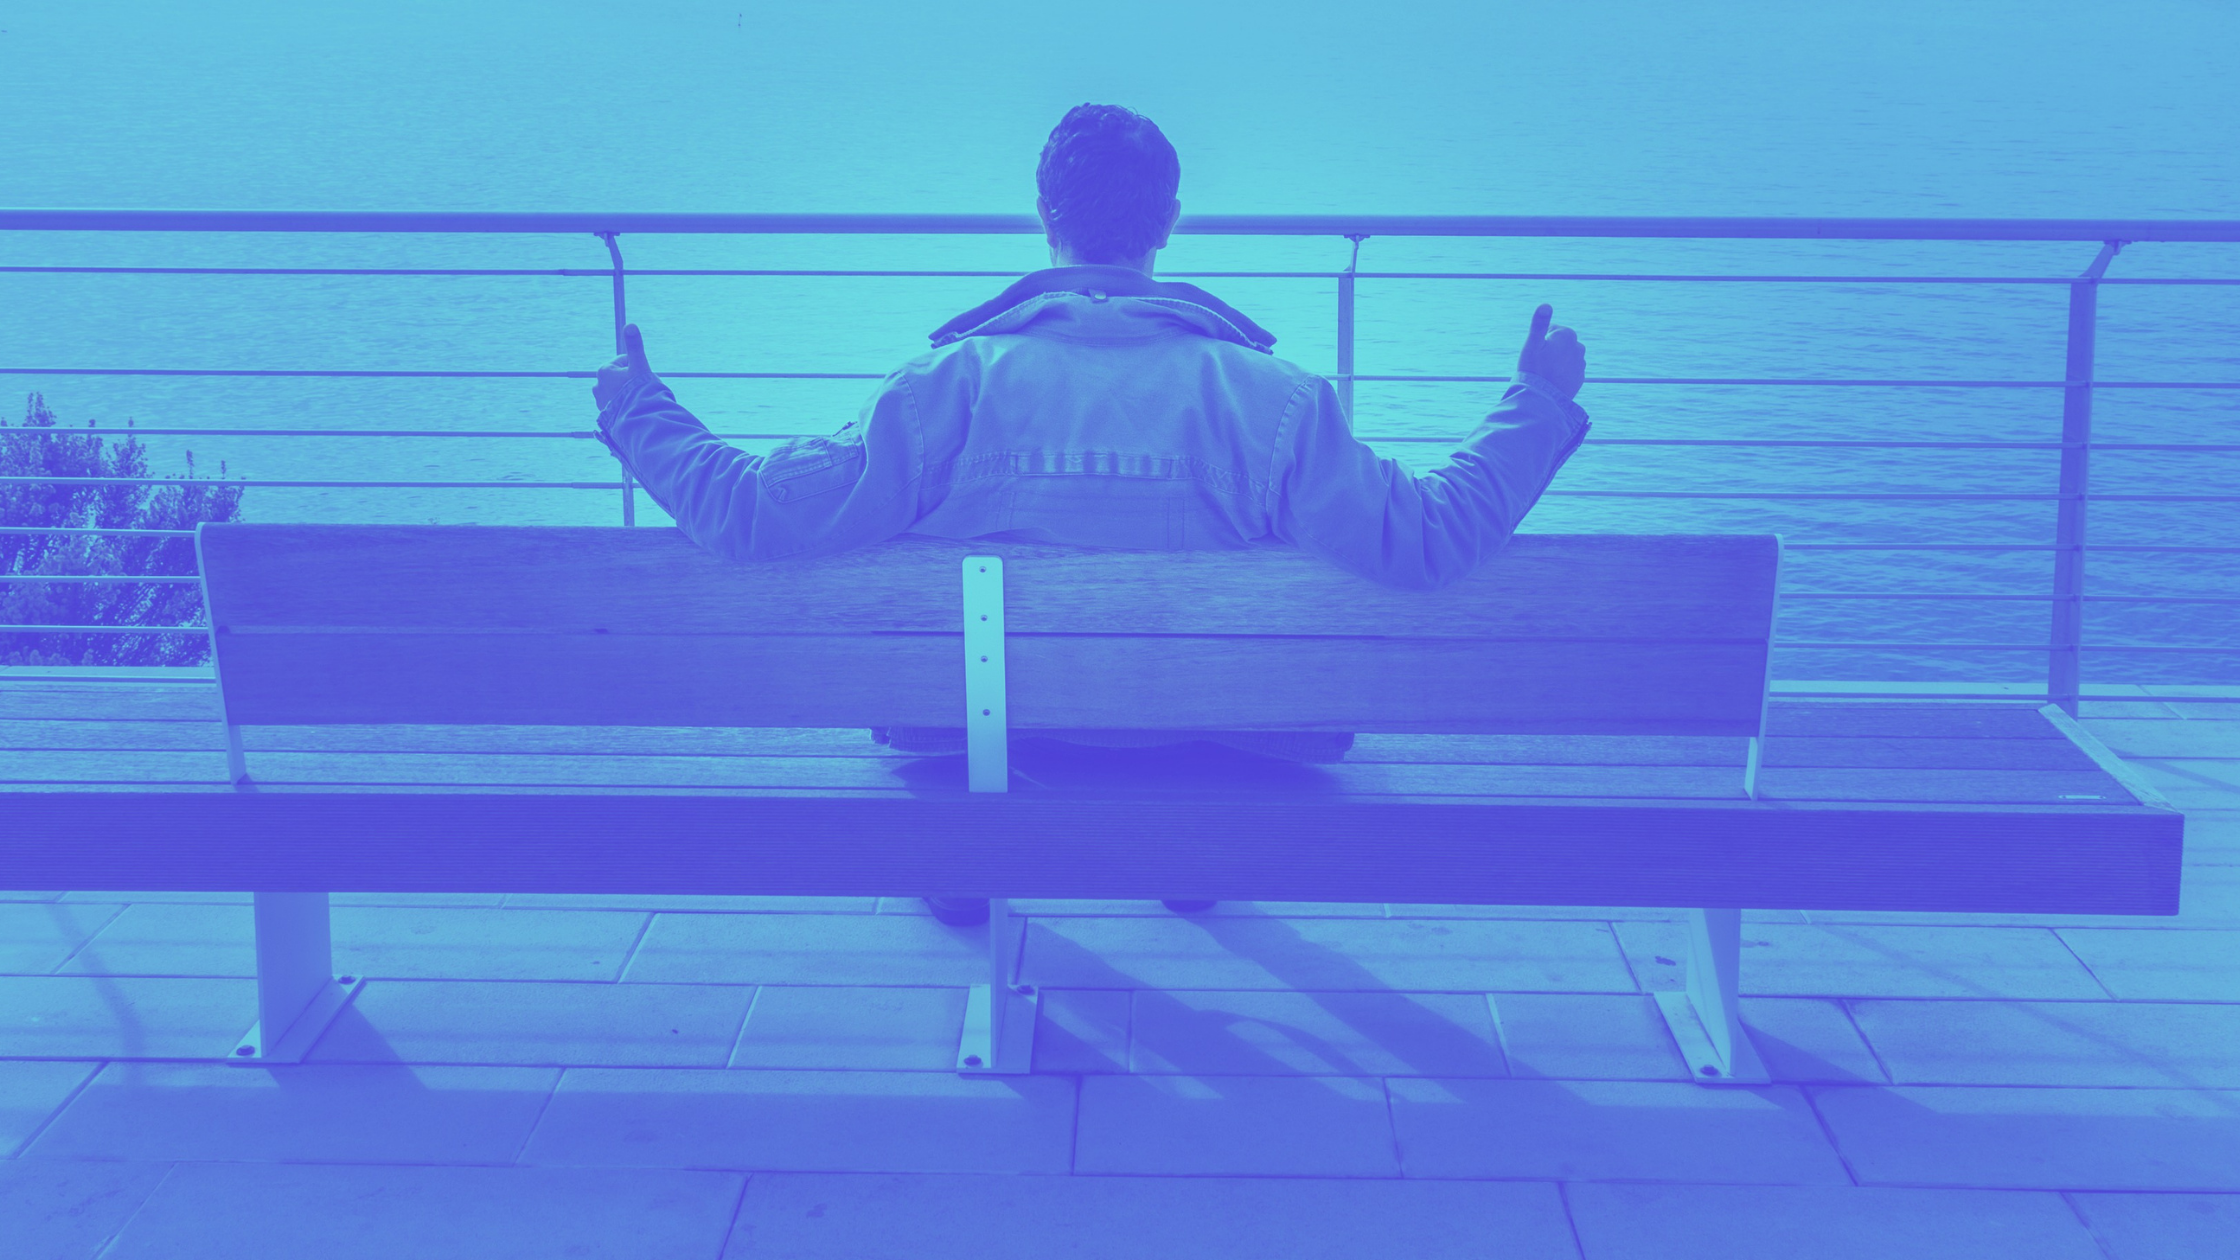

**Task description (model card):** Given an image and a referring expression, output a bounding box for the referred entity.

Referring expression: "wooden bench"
[0,524,2184,1081]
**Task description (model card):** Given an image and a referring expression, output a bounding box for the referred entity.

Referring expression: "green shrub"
[1,393,245,666]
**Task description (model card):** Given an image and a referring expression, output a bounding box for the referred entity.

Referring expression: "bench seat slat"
[1765,704,2069,739]
[0,781,2170,817]
[0,715,1754,768]
[0,720,2111,773]
[0,746,2130,807]
[212,631,1772,735]
[1756,766,2128,804]
[0,747,1753,800]
[25,687,2065,738]
[0,791,2180,916]
[199,527,1779,642]
[0,721,902,758]
[1003,757,2129,805]
[0,685,223,724]
[1762,735,2100,771]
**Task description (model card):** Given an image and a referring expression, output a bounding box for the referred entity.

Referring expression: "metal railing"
[5,210,2239,711]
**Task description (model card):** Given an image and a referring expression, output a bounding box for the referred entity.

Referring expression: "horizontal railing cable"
[0,526,198,537]
[1783,641,2238,654]
[9,476,2240,504]
[0,575,199,584]
[14,427,2238,453]
[12,263,2240,285]
[5,574,2231,606]
[15,528,2227,556]
[0,625,207,635]
[1352,376,2240,388]
[7,209,2240,239]
[1778,592,2220,603]
[13,367,2239,390]
[8,525,2219,554]
[0,476,627,489]
[4,623,2226,655]
[1357,272,2240,286]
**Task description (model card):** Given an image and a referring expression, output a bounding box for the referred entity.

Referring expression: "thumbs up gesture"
[593,322,655,411]
[1516,304,1586,402]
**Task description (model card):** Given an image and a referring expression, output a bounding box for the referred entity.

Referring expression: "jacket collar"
[929,264,1277,351]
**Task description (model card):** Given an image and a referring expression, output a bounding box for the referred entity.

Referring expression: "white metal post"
[1687,907,1741,1066]
[2049,240,2122,716]
[1653,907,1767,1085]
[233,892,363,1064]
[1335,234,1365,425]
[223,722,248,786]
[600,231,638,527]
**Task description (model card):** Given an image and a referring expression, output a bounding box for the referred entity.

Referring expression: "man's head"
[1035,103,1182,273]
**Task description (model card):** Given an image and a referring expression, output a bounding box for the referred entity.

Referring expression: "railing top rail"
[6,209,2240,242]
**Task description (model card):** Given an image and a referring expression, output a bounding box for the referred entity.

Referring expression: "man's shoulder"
[899,324,1324,394]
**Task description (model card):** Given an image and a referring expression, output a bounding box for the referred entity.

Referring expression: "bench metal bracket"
[962,556,1008,794]
[958,896,1038,1074]
[230,892,362,1065]
[1653,907,1769,1086]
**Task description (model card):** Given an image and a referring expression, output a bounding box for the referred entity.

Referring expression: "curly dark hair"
[1035,104,1181,265]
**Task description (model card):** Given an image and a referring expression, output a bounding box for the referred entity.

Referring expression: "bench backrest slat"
[198,525,1781,737]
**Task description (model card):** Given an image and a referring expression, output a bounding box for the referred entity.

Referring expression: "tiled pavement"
[2,698,2237,1257]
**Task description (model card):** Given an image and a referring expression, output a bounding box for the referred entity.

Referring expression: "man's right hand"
[1516,304,1586,402]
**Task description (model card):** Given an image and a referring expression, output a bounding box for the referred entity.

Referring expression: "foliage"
[1,393,245,666]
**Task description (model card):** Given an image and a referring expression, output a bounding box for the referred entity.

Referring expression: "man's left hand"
[593,323,653,411]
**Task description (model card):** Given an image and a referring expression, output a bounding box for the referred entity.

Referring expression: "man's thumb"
[623,323,649,373]
[1526,304,1553,345]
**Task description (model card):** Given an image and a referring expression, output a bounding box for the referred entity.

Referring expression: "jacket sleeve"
[594,367,924,563]
[1266,377,1592,590]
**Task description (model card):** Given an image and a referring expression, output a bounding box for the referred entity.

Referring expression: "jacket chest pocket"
[762,437,867,504]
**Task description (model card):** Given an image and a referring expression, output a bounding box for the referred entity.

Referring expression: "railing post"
[1336,235,1366,425]
[599,232,637,527]
[2049,240,2122,715]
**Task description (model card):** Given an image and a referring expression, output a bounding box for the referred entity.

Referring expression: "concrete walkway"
[2,695,2235,1258]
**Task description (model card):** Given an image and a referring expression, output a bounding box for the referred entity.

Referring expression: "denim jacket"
[593,264,1592,759]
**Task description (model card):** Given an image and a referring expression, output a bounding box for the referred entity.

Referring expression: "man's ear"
[1157,198,1182,249]
[1036,196,1056,243]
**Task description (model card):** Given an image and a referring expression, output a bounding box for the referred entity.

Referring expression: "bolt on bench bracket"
[957,555,1038,1074]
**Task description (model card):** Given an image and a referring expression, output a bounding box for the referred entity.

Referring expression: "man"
[592,103,1590,924]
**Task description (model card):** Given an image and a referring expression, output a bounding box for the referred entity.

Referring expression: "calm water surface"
[3,0,2236,682]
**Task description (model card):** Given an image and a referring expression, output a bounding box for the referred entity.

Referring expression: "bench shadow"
[1188,914,1517,1076]
[1025,906,1508,1082]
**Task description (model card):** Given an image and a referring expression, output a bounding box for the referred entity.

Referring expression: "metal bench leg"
[957,897,1038,1075]
[1653,907,1769,1085]
[231,892,364,1065]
